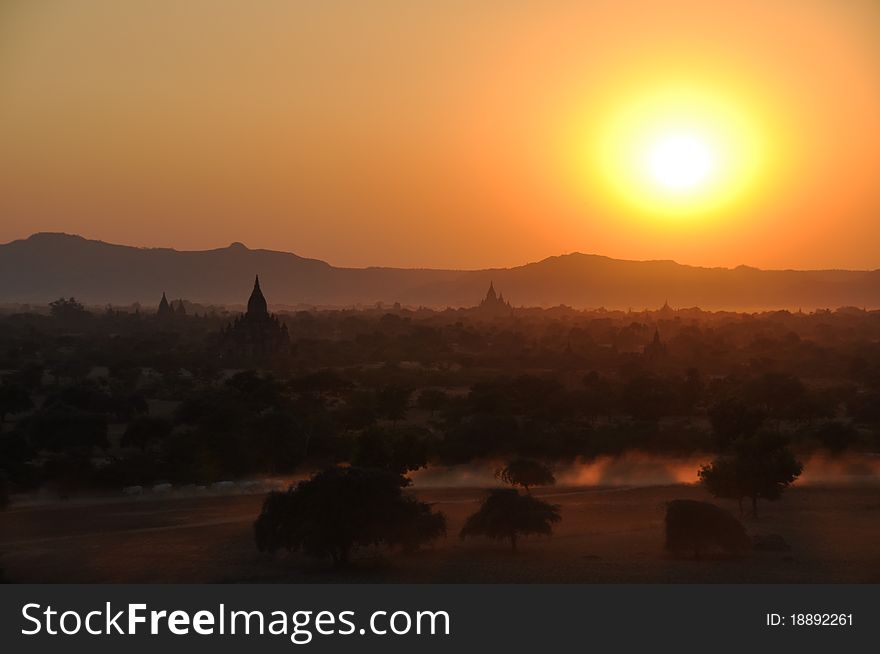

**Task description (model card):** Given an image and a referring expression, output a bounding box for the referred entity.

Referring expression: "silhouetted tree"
[248,409,309,473]
[289,369,353,398]
[108,361,142,390]
[416,388,449,416]
[389,496,448,553]
[744,372,806,420]
[708,398,766,450]
[351,426,429,474]
[44,382,115,414]
[121,416,172,451]
[699,431,802,517]
[496,458,555,492]
[8,365,44,393]
[254,466,445,566]
[439,413,520,463]
[25,403,109,451]
[460,488,561,552]
[679,368,704,414]
[226,370,285,410]
[48,357,91,384]
[851,391,880,423]
[579,371,612,422]
[49,297,88,321]
[621,374,673,421]
[0,383,32,422]
[509,375,569,421]
[813,420,858,455]
[0,430,37,491]
[0,470,9,509]
[375,385,412,422]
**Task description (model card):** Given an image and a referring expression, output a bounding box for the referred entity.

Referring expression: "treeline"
[1,303,880,495]
[0,364,877,495]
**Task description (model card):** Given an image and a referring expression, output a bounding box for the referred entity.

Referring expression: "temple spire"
[246,274,269,318]
[157,292,172,317]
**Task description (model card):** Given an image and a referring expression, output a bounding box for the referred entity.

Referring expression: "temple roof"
[157,291,172,316]
[247,275,269,318]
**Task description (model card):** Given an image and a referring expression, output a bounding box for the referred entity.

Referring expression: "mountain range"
[1,233,878,311]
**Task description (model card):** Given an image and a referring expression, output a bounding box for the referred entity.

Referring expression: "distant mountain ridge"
[1,232,878,310]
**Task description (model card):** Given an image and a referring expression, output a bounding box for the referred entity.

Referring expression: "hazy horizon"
[4,230,880,275]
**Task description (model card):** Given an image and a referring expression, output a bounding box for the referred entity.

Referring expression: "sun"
[585,82,766,219]
[643,130,717,193]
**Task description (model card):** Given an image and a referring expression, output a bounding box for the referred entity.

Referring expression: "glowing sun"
[643,130,717,193]
[587,83,766,218]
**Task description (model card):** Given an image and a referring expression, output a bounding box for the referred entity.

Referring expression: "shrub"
[254,466,445,566]
[460,488,561,552]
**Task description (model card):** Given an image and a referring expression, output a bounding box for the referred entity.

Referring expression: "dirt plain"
[2,483,879,583]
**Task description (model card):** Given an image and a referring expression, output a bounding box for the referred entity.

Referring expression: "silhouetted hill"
[1,233,878,310]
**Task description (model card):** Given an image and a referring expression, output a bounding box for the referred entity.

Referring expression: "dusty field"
[2,484,879,583]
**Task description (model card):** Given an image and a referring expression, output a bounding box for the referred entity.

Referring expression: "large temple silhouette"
[643,327,668,361]
[220,276,289,361]
[156,292,187,320]
[477,281,513,317]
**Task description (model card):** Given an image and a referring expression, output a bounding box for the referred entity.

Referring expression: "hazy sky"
[2,0,879,270]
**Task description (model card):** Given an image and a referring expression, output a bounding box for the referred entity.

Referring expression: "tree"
[351,426,429,474]
[813,420,858,455]
[678,368,704,414]
[247,409,309,474]
[108,361,142,390]
[460,488,561,552]
[121,416,172,451]
[49,297,88,321]
[416,388,449,417]
[375,385,412,422]
[8,365,44,393]
[226,371,284,410]
[579,371,612,422]
[439,413,520,463]
[254,466,446,566]
[0,470,9,509]
[744,372,806,419]
[708,398,766,450]
[699,431,802,517]
[620,374,673,421]
[25,403,109,452]
[495,458,555,492]
[0,429,37,491]
[0,383,33,422]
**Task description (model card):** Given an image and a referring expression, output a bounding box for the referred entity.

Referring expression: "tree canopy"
[460,488,561,551]
[0,383,33,422]
[496,458,555,492]
[254,466,446,565]
[699,430,802,517]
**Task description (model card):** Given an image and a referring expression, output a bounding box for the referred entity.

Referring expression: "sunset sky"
[2,0,879,270]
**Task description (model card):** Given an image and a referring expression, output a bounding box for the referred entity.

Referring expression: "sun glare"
[644,130,717,193]
[584,82,766,220]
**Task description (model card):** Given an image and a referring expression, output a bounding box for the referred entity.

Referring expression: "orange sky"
[1,0,879,270]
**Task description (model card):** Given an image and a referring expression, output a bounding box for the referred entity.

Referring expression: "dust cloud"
[408,452,880,489]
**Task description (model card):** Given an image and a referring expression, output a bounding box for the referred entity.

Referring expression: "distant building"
[220,276,289,361]
[477,281,513,317]
[658,299,674,318]
[643,328,668,360]
[157,292,189,322]
[157,292,173,318]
